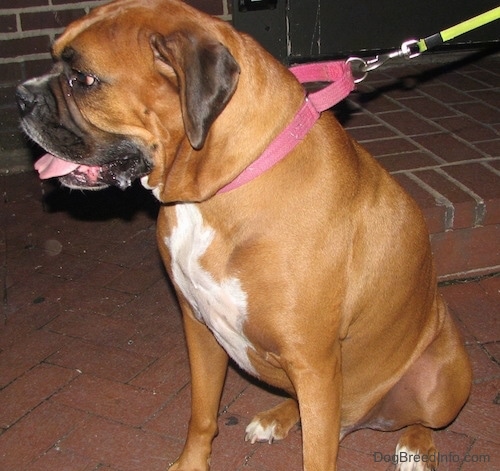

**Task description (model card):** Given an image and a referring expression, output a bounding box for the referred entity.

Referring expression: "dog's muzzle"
[16,82,153,191]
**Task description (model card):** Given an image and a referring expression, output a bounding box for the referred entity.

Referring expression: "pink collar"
[217,61,355,194]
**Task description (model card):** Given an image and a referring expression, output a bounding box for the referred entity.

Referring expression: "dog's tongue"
[34,153,80,179]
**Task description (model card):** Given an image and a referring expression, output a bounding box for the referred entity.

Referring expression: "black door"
[233,0,500,62]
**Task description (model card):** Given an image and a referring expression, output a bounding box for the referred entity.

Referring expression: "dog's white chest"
[164,204,256,375]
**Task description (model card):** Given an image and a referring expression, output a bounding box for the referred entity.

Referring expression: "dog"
[16,0,472,469]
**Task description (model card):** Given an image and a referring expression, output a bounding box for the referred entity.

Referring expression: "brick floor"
[1,54,499,470]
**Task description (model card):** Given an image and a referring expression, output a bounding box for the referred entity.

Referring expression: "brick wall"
[0,0,232,172]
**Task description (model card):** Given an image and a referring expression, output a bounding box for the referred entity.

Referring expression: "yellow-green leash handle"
[348,5,500,82]
[418,6,500,52]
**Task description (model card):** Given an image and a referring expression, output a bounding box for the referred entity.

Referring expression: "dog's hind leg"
[361,298,471,471]
[245,397,300,444]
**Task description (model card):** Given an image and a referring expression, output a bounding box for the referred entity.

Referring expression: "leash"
[347,5,500,82]
[217,6,499,194]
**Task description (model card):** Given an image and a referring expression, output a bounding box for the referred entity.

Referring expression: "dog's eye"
[69,70,98,88]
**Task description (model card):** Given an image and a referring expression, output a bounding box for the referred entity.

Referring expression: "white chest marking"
[164,203,256,375]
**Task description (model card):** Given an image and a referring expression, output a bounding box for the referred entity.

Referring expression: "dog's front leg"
[170,299,229,471]
[288,348,342,471]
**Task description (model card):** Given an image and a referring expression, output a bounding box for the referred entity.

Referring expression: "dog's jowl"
[17,1,471,470]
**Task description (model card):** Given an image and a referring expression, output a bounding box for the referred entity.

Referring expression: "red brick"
[21,9,86,30]
[61,416,181,471]
[413,169,478,229]
[460,438,500,471]
[0,88,18,112]
[44,279,135,316]
[399,96,456,119]
[0,36,51,59]
[347,124,396,142]
[435,116,498,142]
[432,431,474,471]
[122,318,182,358]
[362,137,419,157]
[23,448,98,471]
[465,343,499,383]
[378,151,439,173]
[475,139,500,157]
[0,0,48,6]
[444,163,500,225]
[445,307,476,347]
[0,401,87,470]
[383,78,423,99]
[392,173,447,234]
[440,281,500,344]
[0,330,69,388]
[432,225,500,280]
[487,155,500,170]
[48,312,141,348]
[142,385,191,440]
[470,89,500,107]
[24,57,54,78]
[249,437,303,471]
[50,0,99,4]
[219,365,251,413]
[129,342,190,396]
[413,133,484,163]
[75,259,128,286]
[3,261,49,306]
[420,83,470,104]
[54,374,170,426]
[377,109,442,136]
[0,299,60,349]
[341,426,396,456]
[0,363,77,428]
[453,102,500,125]
[113,278,180,321]
[210,414,262,470]
[106,255,165,294]
[351,94,402,114]
[440,72,487,91]
[33,250,98,281]
[448,379,500,445]
[479,274,500,301]
[343,112,378,128]
[185,0,224,15]
[47,337,155,383]
[0,103,24,130]
[0,14,16,33]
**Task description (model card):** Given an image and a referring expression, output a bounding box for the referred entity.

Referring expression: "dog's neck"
[217,61,355,195]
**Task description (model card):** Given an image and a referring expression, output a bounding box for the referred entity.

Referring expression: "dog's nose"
[16,85,37,116]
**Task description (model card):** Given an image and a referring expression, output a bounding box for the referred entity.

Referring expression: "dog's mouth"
[35,152,152,190]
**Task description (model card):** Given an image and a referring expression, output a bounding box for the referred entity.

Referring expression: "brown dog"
[17,0,472,469]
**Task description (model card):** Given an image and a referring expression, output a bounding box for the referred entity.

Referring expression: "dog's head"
[17,0,247,199]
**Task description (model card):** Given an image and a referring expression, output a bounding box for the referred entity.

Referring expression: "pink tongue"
[34,153,80,179]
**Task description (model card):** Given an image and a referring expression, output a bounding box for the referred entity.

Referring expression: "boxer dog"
[16,0,471,469]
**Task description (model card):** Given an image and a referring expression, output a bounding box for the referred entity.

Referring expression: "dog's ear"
[150,31,240,150]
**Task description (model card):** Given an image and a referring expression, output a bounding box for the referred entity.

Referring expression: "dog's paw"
[168,459,210,471]
[393,424,438,471]
[245,399,300,445]
[394,444,437,470]
[245,418,280,444]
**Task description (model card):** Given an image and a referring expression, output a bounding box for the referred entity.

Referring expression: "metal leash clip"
[345,6,500,84]
[346,39,421,83]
